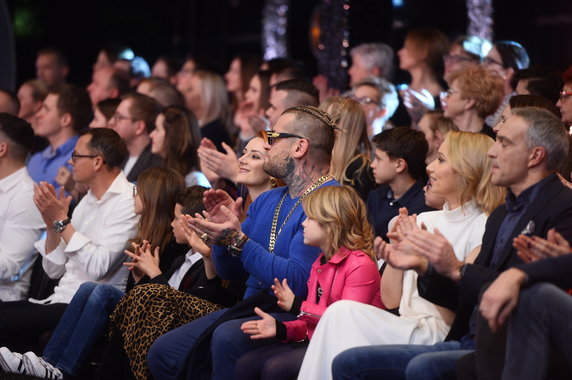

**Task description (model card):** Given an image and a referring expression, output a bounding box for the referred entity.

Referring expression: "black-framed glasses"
[559,90,572,102]
[71,151,99,162]
[257,130,307,146]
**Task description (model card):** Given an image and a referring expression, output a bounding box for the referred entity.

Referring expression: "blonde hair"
[446,131,505,215]
[424,110,459,136]
[319,96,371,184]
[302,186,376,261]
[194,70,231,128]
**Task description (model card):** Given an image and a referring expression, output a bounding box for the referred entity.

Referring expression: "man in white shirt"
[0,114,45,301]
[0,128,138,354]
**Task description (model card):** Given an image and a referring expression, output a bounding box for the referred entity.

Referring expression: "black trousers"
[0,300,67,354]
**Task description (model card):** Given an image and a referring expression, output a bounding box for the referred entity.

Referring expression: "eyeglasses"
[482,56,504,68]
[112,112,138,123]
[443,54,476,64]
[132,185,137,197]
[439,88,460,103]
[71,151,99,162]
[351,96,380,106]
[559,90,572,102]
[257,130,307,146]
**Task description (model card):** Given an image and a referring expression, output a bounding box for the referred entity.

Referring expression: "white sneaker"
[22,351,63,379]
[0,347,25,374]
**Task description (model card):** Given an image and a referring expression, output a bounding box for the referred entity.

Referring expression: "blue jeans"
[147,309,296,380]
[332,341,473,380]
[42,282,124,375]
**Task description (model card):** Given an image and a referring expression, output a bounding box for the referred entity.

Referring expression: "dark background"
[3,0,572,90]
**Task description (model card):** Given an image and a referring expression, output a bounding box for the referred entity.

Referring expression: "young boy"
[367,127,433,240]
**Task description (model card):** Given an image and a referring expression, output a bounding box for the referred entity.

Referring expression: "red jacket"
[283,246,383,342]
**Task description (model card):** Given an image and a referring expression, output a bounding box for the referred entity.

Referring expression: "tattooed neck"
[285,159,329,197]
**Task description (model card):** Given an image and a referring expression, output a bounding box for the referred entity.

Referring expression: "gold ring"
[200,233,209,242]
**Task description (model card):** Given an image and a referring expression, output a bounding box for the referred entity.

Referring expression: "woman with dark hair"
[443,35,492,83]
[89,98,121,129]
[225,55,262,110]
[234,70,272,151]
[93,43,135,72]
[151,56,183,85]
[557,66,572,128]
[482,40,530,126]
[150,106,210,187]
[395,28,450,127]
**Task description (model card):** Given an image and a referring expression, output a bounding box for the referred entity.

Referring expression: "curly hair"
[449,65,505,118]
[302,186,375,261]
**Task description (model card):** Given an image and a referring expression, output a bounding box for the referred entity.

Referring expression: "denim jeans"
[147,309,297,380]
[332,341,473,380]
[42,282,124,375]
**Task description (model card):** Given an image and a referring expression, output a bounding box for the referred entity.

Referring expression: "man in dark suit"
[108,93,163,182]
[332,107,572,380]
[455,234,572,380]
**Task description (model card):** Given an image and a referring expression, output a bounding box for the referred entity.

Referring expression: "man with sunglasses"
[148,106,339,380]
[108,93,163,182]
[0,128,138,361]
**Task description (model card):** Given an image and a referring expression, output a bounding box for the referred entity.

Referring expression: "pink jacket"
[283,246,383,342]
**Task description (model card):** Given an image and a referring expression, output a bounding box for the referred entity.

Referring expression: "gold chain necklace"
[268,174,330,253]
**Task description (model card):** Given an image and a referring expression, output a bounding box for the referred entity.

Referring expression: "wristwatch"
[53,218,71,233]
[228,233,249,257]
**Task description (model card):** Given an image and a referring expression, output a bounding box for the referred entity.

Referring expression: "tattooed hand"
[216,229,240,246]
[188,205,243,248]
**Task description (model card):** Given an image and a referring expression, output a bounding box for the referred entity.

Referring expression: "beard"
[263,154,295,180]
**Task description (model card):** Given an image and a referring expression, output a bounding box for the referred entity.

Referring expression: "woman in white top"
[297,131,505,380]
[150,105,210,187]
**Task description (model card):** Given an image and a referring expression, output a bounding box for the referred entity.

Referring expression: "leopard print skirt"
[109,283,223,380]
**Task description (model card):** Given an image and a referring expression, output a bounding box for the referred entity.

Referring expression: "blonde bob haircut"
[449,65,504,119]
[193,70,231,128]
[302,186,376,261]
[445,131,505,215]
[319,96,371,184]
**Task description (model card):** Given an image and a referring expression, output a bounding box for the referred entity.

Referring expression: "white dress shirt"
[0,167,45,301]
[167,249,203,289]
[34,171,139,304]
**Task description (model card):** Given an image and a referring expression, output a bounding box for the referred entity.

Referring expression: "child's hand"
[272,278,295,312]
[124,240,162,280]
[240,307,277,339]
